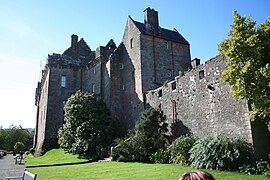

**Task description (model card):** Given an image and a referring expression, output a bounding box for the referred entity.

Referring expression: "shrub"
[163,80,169,87]
[239,160,270,176]
[167,136,196,165]
[14,142,25,153]
[148,90,155,94]
[256,160,270,175]
[178,70,184,77]
[189,134,252,171]
[264,170,270,177]
[112,108,169,163]
[239,164,256,175]
[112,132,149,162]
[150,149,170,164]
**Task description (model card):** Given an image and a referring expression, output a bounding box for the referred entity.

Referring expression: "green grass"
[27,162,268,180]
[26,149,89,167]
[26,149,268,180]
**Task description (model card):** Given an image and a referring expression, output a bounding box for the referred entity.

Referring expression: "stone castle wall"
[146,55,254,144]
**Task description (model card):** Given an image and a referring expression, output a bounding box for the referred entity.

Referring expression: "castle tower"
[34,35,95,151]
[108,8,191,132]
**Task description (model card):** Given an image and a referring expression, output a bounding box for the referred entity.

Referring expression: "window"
[164,41,168,49]
[207,84,215,91]
[158,89,162,97]
[171,81,176,90]
[120,63,124,69]
[167,70,172,77]
[130,38,133,48]
[199,70,205,79]
[92,84,95,93]
[120,84,125,90]
[61,76,66,87]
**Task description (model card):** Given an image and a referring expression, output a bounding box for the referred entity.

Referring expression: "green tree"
[112,108,169,162]
[14,142,25,153]
[58,91,119,156]
[0,125,33,151]
[218,11,270,130]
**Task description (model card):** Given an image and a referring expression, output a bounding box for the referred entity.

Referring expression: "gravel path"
[0,154,24,180]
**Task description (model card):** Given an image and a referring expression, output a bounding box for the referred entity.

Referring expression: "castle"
[34,8,270,160]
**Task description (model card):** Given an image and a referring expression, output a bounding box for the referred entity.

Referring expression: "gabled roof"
[132,19,189,45]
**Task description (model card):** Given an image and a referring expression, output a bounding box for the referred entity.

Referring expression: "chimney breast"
[144,7,159,35]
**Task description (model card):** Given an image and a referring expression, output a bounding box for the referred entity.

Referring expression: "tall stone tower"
[107,7,191,131]
[34,35,95,151]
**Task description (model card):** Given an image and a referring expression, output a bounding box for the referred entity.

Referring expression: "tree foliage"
[0,125,33,151]
[58,91,119,156]
[14,142,25,152]
[218,11,270,129]
[112,108,169,162]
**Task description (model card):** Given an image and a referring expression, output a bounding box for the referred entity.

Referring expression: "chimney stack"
[71,34,78,48]
[144,7,159,35]
[191,58,200,69]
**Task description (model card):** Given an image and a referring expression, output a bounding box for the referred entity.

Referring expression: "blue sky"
[0,0,269,128]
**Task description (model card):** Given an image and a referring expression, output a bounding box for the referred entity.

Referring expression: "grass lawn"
[25,149,89,167]
[26,149,268,180]
[27,162,268,180]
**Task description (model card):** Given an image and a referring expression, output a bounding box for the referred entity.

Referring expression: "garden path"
[0,154,24,180]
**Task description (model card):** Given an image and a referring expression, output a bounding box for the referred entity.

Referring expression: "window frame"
[61,76,66,87]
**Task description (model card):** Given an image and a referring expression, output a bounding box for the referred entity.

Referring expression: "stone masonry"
[146,55,270,160]
[34,8,191,151]
[34,7,270,160]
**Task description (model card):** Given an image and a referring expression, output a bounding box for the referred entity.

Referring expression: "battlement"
[147,55,224,98]
[47,53,84,67]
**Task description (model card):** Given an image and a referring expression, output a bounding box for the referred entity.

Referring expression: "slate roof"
[132,20,189,45]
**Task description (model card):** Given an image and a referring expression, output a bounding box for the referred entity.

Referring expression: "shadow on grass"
[26,159,97,168]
